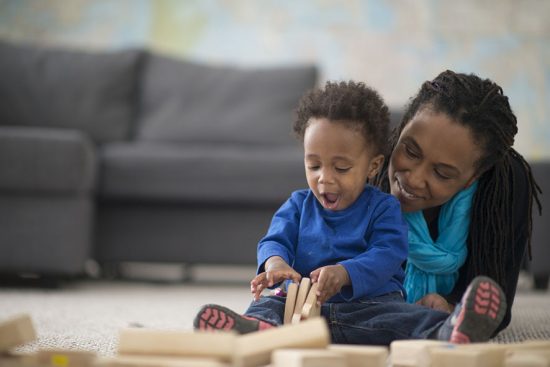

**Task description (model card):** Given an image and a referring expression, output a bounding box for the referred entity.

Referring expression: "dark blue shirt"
[257,185,408,302]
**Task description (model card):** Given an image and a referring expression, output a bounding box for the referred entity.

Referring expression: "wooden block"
[271,348,346,367]
[504,340,550,352]
[233,317,330,367]
[283,282,299,325]
[0,314,37,352]
[94,355,230,367]
[117,329,236,362]
[505,353,549,367]
[300,283,320,321]
[390,339,452,367]
[425,341,550,367]
[429,344,506,367]
[291,278,311,324]
[328,344,388,367]
[0,352,40,367]
[35,349,96,367]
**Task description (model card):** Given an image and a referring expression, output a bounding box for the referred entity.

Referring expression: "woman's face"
[389,106,483,213]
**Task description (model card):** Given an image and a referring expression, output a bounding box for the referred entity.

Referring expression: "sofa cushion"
[137,53,317,146]
[99,142,307,204]
[0,40,142,143]
[0,126,96,194]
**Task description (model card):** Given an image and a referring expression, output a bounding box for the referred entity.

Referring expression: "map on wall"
[1,0,548,159]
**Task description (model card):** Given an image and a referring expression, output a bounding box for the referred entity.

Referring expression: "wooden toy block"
[504,340,550,352]
[117,329,236,362]
[390,339,452,367]
[429,344,505,367]
[0,352,38,367]
[425,341,550,367]
[328,344,388,367]
[271,348,346,367]
[94,355,230,367]
[283,282,299,324]
[291,278,311,324]
[233,317,330,367]
[300,283,320,321]
[505,352,550,367]
[35,349,96,367]
[0,314,37,352]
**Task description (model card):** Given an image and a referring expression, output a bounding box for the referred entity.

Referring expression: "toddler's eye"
[308,165,320,171]
[336,167,351,173]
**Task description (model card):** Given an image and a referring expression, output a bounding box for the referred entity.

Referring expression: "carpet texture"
[0,280,548,356]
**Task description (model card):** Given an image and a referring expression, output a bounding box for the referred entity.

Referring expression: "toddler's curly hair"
[293,80,390,156]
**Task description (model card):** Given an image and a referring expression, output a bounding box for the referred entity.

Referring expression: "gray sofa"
[0,40,316,277]
[529,161,550,289]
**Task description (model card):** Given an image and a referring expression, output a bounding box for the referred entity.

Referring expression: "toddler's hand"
[310,265,350,305]
[250,256,301,301]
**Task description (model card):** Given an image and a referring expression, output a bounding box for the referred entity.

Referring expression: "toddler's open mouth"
[321,192,340,210]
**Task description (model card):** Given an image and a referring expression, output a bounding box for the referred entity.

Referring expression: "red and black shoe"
[439,276,506,343]
[193,304,275,334]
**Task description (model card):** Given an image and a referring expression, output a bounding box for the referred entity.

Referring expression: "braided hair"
[374,70,541,293]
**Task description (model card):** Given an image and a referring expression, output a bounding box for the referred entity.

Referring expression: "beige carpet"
[0,278,549,356]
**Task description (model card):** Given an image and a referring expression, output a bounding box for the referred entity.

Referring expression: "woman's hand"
[415,293,454,313]
[250,256,301,301]
[310,264,350,305]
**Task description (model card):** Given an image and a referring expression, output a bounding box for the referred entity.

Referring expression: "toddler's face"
[303,117,383,211]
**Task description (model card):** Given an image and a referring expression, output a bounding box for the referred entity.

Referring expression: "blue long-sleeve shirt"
[257,185,408,302]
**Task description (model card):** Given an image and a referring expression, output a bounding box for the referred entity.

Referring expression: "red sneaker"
[447,276,506,343]
[193,304,275,334]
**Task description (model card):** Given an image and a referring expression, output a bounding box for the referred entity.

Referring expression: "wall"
[1,0,548,158]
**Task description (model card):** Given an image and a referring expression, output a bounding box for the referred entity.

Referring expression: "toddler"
[194,81,408,334]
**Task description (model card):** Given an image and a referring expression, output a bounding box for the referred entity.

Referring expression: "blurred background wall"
[0,0,548,159]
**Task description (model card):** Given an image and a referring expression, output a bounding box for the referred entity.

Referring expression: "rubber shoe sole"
[450,276,506,343]
[193,304,262,334]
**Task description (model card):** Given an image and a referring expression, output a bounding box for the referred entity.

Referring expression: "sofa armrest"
[0,126,97,194]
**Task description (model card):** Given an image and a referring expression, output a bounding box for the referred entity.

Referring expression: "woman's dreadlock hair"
[373,70,541,293]
[293,80,390,158]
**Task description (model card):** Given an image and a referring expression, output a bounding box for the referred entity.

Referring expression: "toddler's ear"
[368,154,385,179]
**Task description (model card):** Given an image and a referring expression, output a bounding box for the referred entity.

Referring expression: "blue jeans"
[244,292,449,345]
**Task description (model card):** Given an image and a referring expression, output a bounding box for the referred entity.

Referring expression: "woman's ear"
[367,154,385,179]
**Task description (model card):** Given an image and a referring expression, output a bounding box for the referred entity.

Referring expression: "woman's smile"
[394,176,423,201]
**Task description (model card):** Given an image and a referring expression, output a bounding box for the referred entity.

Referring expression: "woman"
[374,69,541,336]
[194,70,540,345]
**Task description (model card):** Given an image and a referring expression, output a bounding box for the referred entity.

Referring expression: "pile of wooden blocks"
[283,277,320,324]
[2,312,549,367]
[0,312,387,367]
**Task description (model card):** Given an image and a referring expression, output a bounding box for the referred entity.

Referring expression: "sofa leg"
[100,262,121,280]
[533,275,549,290]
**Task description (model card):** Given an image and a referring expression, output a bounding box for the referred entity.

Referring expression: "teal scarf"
[404,181,478,303]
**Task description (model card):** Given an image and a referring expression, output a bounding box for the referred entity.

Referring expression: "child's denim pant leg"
[324,292,450,345]
[243,292,450,345]
[244,295,286,325]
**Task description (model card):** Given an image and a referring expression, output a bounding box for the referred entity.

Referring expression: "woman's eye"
[404,145,419,158]
[434,170,451,180]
